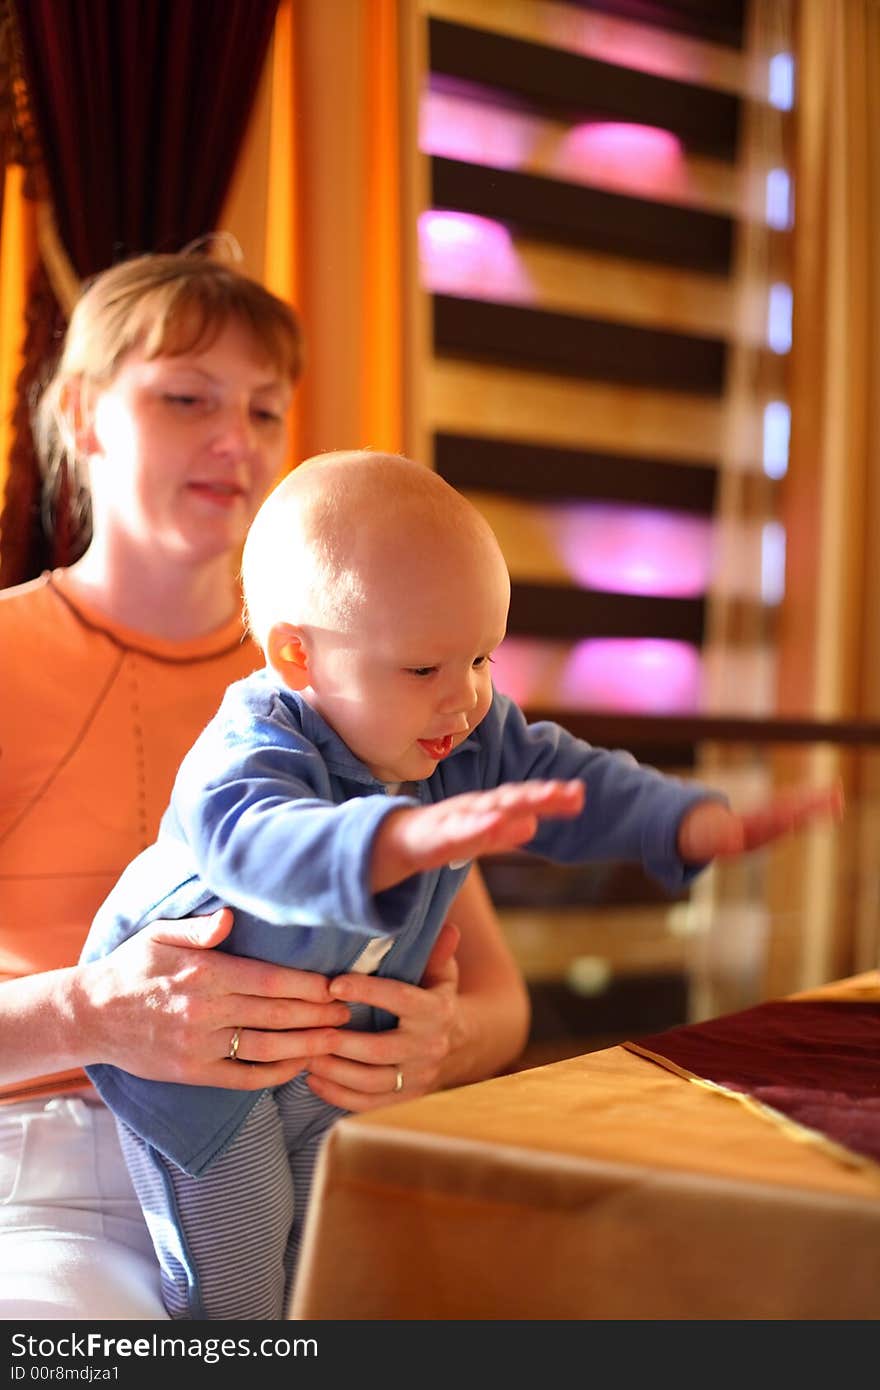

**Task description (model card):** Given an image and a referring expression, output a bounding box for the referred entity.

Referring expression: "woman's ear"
[267,622,310,690]
[59,379,98,456]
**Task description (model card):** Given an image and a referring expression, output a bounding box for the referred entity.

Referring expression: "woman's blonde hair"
[35,246,304,556]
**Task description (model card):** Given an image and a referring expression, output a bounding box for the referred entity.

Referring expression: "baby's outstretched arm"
[371,780,585,892]
[677,781,845,865]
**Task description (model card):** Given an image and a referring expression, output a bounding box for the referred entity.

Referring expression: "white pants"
[0,1093,168,1320]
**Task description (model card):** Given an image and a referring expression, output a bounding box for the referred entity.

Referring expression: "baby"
[82,450,842,1320]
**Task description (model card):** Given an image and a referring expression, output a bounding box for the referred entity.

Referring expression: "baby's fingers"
[740,782,845,850]
[788,782,845,825]
[438,804,539,858]
[678,801,743,861]
[492,779,584,816]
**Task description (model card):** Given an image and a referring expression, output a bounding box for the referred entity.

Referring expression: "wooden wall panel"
[428,18,741,158]
[579,1,746,50]
[508,581,706,642]
[432,156,734,271]
[412,0,793,1042]
[424,0,749,91]
[435,435,718,507]
[431,240,738,338]
[433,294,727,391]
[423,93,743,213]
[427,359,725,458]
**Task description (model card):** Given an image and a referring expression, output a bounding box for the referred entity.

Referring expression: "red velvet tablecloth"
[293,973,880,1319]
[625,996,880,1171]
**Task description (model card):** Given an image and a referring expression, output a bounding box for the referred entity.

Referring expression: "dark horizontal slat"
[605,740,697,769]
[500,701,697,768]
[571,0,745,51]
[508,581,706,643]
[520,710,880,748]
[526,974,690,1048]
[434,433,718,513]
[434,295,726,395]
[429,19,741,160]
[559,736,697,769]
[432,157,734,274]
[481,855,689,908]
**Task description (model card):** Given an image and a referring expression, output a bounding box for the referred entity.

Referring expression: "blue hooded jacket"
[81,668,718,1175]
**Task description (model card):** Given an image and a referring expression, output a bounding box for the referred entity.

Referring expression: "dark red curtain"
[1,0,278,586]
[13,0,279,277]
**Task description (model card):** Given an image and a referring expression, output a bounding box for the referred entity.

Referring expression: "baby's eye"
[472,654,495,669]
[405,666,437,678]
[164,393,202,408]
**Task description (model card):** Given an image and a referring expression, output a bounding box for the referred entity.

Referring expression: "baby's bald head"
[241,449,509,658]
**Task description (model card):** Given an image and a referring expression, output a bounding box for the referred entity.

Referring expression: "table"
[290,971,880,1320]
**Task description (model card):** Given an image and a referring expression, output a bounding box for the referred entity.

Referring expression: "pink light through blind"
[419,210,532,300]
[421,88,687,200]
[420,87,710,716]
[540,502,713,598]
[493,637,703,715]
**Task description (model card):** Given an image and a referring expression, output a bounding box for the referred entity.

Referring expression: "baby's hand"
[372,779,585,891]
[677,781,845,865]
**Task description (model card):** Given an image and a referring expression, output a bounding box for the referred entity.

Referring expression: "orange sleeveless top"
[0,570,261,1100]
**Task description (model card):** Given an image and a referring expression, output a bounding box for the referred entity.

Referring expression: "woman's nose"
[211,405,255,455]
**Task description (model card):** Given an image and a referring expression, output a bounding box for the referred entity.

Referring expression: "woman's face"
[85,318,293,565]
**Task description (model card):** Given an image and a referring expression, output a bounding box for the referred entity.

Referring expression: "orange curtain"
[222,0,408,464]
[360,0,403,452]
[779,0,880,726]
[769,0,880,987]
[221,0,303,475]
[0,162,37,558]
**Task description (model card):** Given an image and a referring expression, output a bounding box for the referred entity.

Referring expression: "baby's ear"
[267,622,310,690]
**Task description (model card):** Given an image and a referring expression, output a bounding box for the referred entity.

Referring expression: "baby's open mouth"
[418,734,454,760]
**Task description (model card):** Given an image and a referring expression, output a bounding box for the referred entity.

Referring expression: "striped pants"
[118,1065,353,1320]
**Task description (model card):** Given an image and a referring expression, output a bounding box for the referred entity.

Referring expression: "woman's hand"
[75,908,350,1090]
[303,921,463,1112]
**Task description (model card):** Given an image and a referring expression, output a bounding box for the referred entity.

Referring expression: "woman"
[0,249,530,1319]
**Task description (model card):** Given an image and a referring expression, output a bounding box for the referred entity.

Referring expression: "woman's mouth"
[418,734,454,760]
[187,481,245,507]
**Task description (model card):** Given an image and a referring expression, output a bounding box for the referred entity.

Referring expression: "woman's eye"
[163,393,202,408]
[406,667,436,678]
[253,407,283,424]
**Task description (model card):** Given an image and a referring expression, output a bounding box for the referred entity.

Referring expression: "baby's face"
[303,532,510,784]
